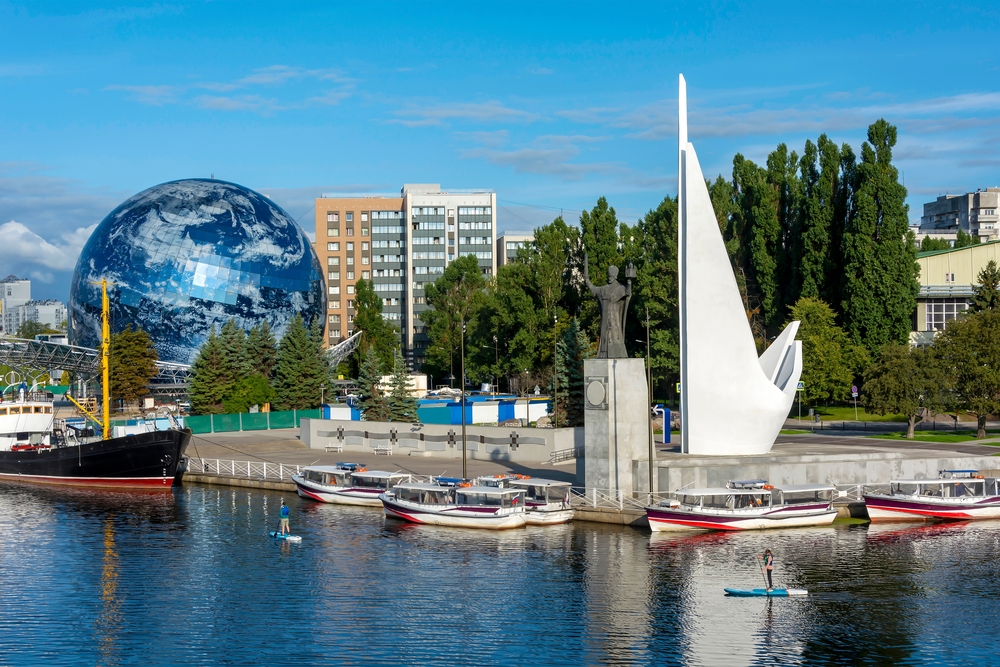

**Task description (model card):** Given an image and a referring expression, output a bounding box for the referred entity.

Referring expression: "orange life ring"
[494,474,505,479]
[357,467,368,473]
[762,484,774,490]
[458,482,472,487]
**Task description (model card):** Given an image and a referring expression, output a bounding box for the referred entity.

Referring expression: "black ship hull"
[0,429,191,489]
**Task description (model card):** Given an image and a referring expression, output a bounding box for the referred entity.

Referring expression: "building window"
[329,227,340,237]
[347,256,354,265]
[347,300,355,309]
[331,300,341,309]
[347,314,354,324]
[347,271,354,280]
[330,242,340,251]
[329,257,339,266]
[347,242,354,251]
[362,227,369,236]
[926,298,968,331]
[361,212,369,222]
[347,227,354,236]
[945,273,955,283]
[362,271,370,279]
[347,285,355,295]
[328,212,339,222]
[330,286,340,295]
[362,256,369,265]
[362,242,369,251]
[328,272,339,280]
[346,212,354,222]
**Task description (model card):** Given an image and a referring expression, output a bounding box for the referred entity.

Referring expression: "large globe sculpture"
[70,178,326,364]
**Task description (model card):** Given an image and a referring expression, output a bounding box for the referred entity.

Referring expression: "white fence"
[187,458,302,482]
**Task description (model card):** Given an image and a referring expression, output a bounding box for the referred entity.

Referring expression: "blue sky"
[2,1,999,301]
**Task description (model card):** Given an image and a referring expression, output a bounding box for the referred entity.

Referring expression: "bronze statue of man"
[584,252,632,359]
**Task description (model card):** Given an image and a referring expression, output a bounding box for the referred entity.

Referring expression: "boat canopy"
[509,478,571,489]
[352,470,410,480]
[729,479,768,488]
[774,484,836,493]
[433,476,465,486]
[676,487,772,496]
[334,462,366,471]
[305,464,362,474]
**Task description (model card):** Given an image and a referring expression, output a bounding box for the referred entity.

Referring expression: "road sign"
[852,391,858,398]
[852,385,858,394]
[675,382,681,393]
[796,381,804,391]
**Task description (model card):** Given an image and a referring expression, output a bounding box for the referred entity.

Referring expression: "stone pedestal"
[583,357,652,497]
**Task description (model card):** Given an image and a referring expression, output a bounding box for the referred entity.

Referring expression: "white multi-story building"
[918,187,1000,243]
[1,275,32,334]
[315,184,496,367]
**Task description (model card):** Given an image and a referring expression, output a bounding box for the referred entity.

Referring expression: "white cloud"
[391,101,542,127]
[0,220,96,270]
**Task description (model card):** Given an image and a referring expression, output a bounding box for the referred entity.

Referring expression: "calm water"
[2,484,999,666]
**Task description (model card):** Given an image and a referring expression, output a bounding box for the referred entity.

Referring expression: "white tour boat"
[380,477,527,529]
[645,479,838,531]
[292,463,411,506]
[508,478,574,525]
[863,470,1000,522]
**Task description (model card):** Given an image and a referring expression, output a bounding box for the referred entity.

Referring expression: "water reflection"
[3,484,1000,666]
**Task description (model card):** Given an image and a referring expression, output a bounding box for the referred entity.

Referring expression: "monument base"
[583,358,651,497]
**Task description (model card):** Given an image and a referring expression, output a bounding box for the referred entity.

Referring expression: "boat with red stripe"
[863,470,1000,522]
[645,479,838,532]
[292,463,411,506]
[380,477,526,529]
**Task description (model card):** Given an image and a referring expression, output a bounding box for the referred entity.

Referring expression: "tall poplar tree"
[733,155,782,332]
[841,120,919,354]
[423,255,486,382]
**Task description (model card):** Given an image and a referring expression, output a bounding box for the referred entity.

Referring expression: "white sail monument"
[677,74,803,456]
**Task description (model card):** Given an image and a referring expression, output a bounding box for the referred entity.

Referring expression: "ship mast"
[90,278,112,441]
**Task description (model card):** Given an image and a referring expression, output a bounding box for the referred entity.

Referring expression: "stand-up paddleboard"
[724,588,806,597]
[269,532,302,542]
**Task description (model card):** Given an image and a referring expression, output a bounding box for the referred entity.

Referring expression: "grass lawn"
[792,405,906,422]
[869,430,1000,444]
[779,429,811,435]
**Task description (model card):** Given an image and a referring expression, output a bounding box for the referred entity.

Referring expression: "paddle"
[755,553,770,590]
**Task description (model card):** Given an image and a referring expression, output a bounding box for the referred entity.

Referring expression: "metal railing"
[186,458,302,482]
[568,487,665,511]
[546,447,582,464]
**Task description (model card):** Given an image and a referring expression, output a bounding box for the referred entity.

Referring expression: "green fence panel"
[295,409,321,426]
[214,413,241,433]
[268,410,295,429]
[242,412,269,431]
[186,415,213,434]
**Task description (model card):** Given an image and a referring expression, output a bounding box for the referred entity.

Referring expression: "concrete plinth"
[584,358,651,497]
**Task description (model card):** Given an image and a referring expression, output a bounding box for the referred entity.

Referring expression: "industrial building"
[1,276,66,335]
[916,187,1000,243]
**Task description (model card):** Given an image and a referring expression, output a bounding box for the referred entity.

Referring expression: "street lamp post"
[461,317,467,479]
[493,334,498,395]
[320,384,325,412]
[646,307,654,499]
[552,314,558,428]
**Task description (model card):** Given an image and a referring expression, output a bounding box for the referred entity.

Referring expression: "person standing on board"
[758,549,775,590]
[279,500,291,536]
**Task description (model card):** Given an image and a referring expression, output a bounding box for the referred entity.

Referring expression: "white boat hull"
[293,475,384,507]
[524,508,575,525]
[864,494,1000,522]
[646,504,838,532]
[381,495,526,530]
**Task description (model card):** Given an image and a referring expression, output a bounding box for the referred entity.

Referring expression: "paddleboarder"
[279,500,291,536]
[758,549,774,590]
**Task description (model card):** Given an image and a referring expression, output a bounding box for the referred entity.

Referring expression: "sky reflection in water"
[1,483,999,666]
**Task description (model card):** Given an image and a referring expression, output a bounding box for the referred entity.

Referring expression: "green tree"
[386,349,418,421]
[789,297,869,405]
[578,197,622,340]
[937,309,1000,438]
[223,374,276,414]
[841,119,919,355]
[954,228,980,248]
[862,344,948,438]
[220,318,251,379]
[733,154,783,332]
[357,344,390,421]
[553,318,589,427]
[919,236,951,252]
[188,326,228,414]
[970,260,1000,312]
[246,321,278,380]
[108,325,159,409]
[272,314,329,410]
[422,255,486,384]
[15,320,63,339]
[353,277,399,372]
[797,136,841,303]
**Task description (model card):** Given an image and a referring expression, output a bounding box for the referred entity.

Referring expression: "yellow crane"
[66,278,113,440]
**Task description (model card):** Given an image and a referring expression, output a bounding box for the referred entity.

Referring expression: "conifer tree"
[189,326,228,414]
[220,318,250,380]
[970,260,1000,312]
[386,349,418,422]
[553,318,589,427]
[246,321,278,380]
[841,120,919,355]
[108,325,158,410]
[357,345,390,421]
[273,314,327,410]
[353,277,399,373]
